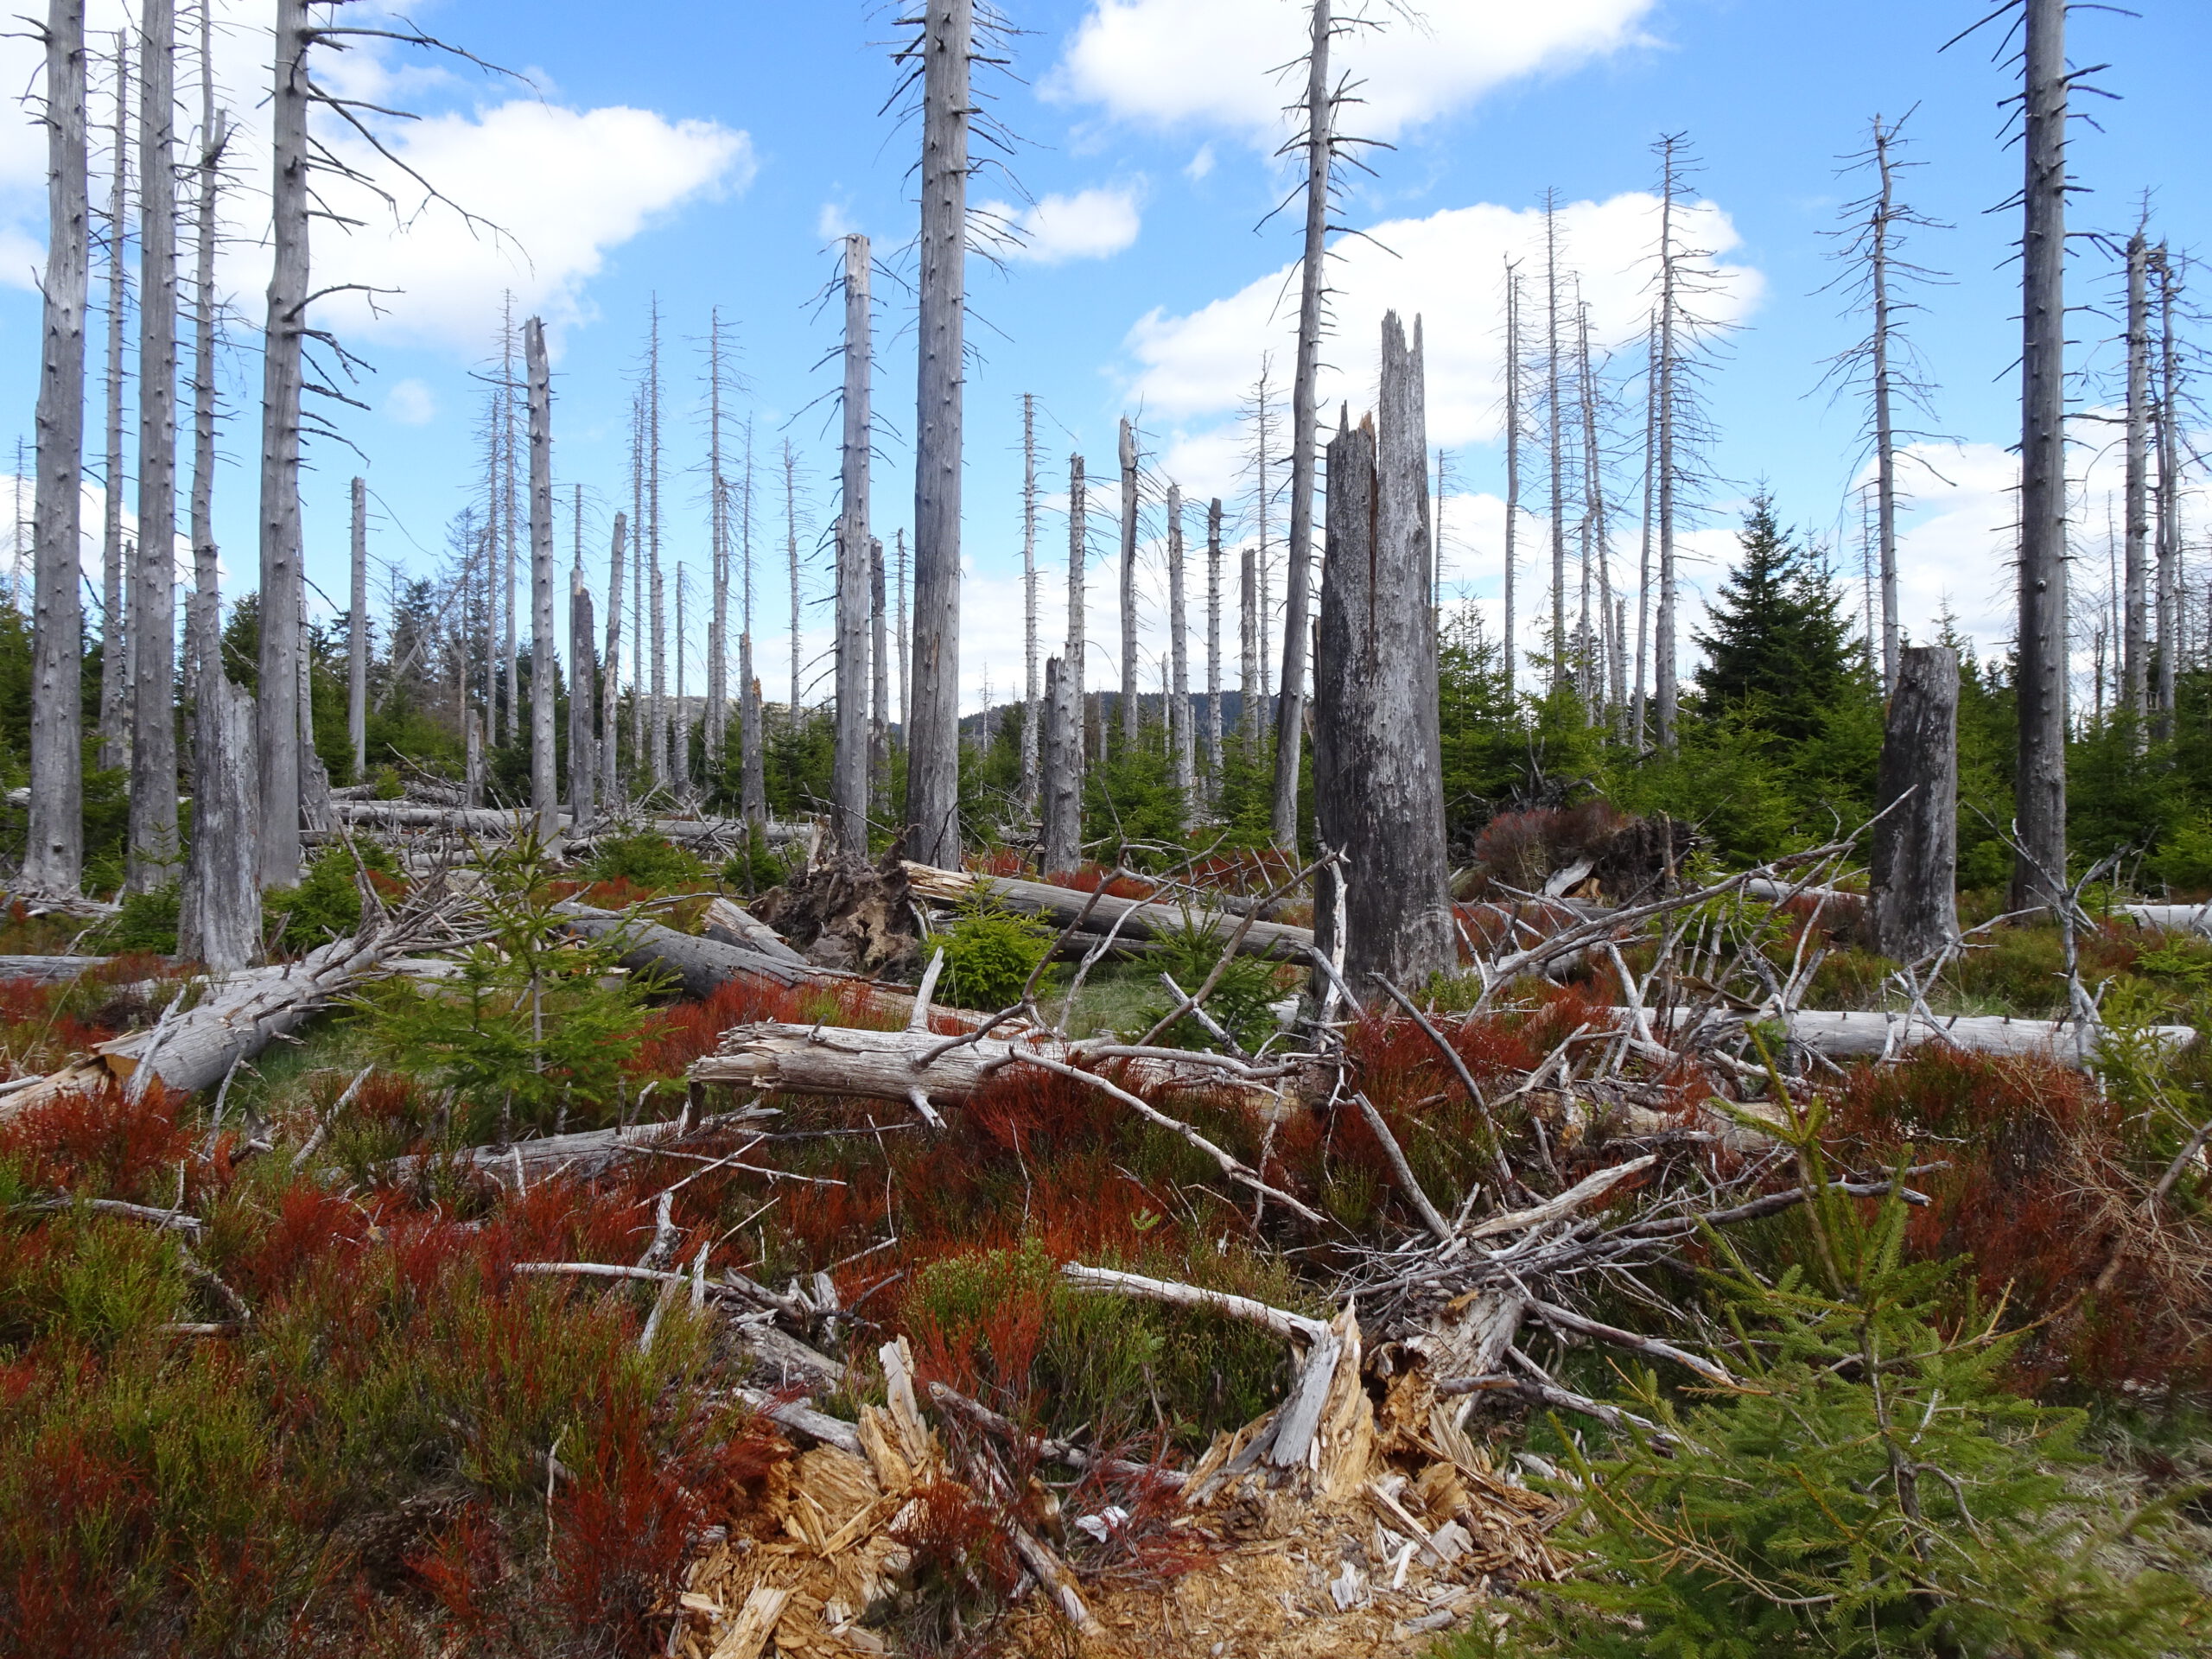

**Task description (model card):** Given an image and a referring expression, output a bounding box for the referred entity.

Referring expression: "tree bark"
[2012,0,2069,909]
[1270,0,1331,851]
[834,232,874,855]
[2122,226,2151,733]
[1117,416,1139,753]
[1311,315,1455,999]
[125,0,179,893]
[870,536,889,818]
[2153,246,2179,738]
[1502,259,1521,709]
[903,861,1312,959]
[1039,655,1080,874]
[569,558,595,830]
[1870,117,1902,694]
[1542,192,1567,690]
[1871,645,1958,963]
[97,30,128,770]
[26,0,88,898]
[601,511,625,810]
[347,475,367,777]
[524,317,556,838]
[1020,392,1039,810]
[254,0,310,889]
[905,0,970,868]
[1653,138,1683,750]
[705,318,730,775]
[1205,496,1223,810]
[1064,455,1085,785]
[1166,484,1192,813]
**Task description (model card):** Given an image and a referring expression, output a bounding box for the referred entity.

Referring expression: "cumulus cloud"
[978,185,1144,265]
[1049,0,1657,143]
[384,378,437,425]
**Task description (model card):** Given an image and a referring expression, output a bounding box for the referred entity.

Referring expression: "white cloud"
[1049,0,1657,143]
[979,185,1144,265]
[1127,192,1761,446]
[817,200,857,240]
[0,225,39,290]
[384,378,437,425]
[1185,144,1216,182]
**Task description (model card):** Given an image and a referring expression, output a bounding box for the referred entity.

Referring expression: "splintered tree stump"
[1872,645,1959,962]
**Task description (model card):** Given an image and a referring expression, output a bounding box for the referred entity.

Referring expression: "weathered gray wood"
[525,316,557,838]
[834,232,873,855]
[869,536,889,817]
[556,904,827,1000]
[1735,1008,2194,1068]
[26,0,88,898]
[347,475,368,777]
[1039,655,1080,875]
[2123,225,2151,728]
[1503,259,1522,709]
[1020,393,1040,810]
[568,556,595,830]
[0,954,117,982]
[179,675,259,972]
[700,895,805,965]
[904,0,970,867]
[1116,416,1139,753]
[2012,0,2069,908]
[1868,118,1903,690]
[1065,454,1085,772]
[254,0,310,889]
[126,0,179,894]
[1542,192,1567,690]
[1652,138,1686,749]
[1312,315,1456,999]
[1872,645,1958,962]
[902,861,1312,959]
[2153,248,2180,735]
[601,510,626,809]
[96,30,128,771]
[2117,904,2212,936]
[1271,0,1330,849]
[1205,496,1223,810]
[705,316,732,774]
[1166,484,1193,814]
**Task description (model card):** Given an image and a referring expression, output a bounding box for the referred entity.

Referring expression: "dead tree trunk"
[1542,190,1567,690]
[905,0,971,868]
[254,0,310,889]
[1312,315,1454,997]
[1166,484,1192,812]
[1065,455,1085,780]
[2012,0,2069,910]
[1502,259,1521,707]
[600,511,625,809]
[1869,116,1903,694]
[126,0,179,893]
[500,304,519,745]
[705,315,731,777]
[2154,245,2180,739]
[1117,416,1139,754]
[1652,137,1684,751]
[1270,0,1332,852]
[97,31,128,770]
[893,526,909,753]
[783,439,801,744]
[524,316,556,837]
[2122,225,2151,733]
[26,0,88,898]
[740,435,767,825]
[347,475,367,777]
[1020,392,1039,811]
[1205,496,1223,809]
[1871,644,1958,963]
[569,556,595,830]
[1238,480,1258,751]
[1039,654,1080,875]
[871,535,890,817]
[833,232,873,855]
[646,307,667,793]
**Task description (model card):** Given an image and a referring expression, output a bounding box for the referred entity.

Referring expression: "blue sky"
[3,0,2207,711]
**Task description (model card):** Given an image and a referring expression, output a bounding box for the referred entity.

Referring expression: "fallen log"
[1659,1006,2196,1067]
[2114,903,2212,936]
[698,896,806,965]
[378,1106,775,1183]
[328,801,816,849]
[0,953,124,982]
[900,861,1313,959]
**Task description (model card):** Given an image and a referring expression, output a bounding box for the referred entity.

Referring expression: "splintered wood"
[668,1336,1565,1658]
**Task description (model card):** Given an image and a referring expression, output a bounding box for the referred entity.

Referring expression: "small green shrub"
[721,827,798,895]
[587,832,710,893]
[264,843,397,955]
[1135,916,1285,1051]
[99,884,181,956]
[936,894,1052,1011]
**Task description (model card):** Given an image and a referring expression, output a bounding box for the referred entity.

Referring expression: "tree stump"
[1872,644,1959,962]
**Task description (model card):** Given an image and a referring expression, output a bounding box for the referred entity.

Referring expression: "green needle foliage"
[1482,1095,2208,1659]
[350,839,657,1141]
[936,893,1053,1011]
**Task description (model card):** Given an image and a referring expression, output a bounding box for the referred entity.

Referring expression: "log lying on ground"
[378,1106,776,1183]
[690,1020,1294,1115]
[2115,903,2212,935]
[900,861,1313,959]
[698,896,807,965]
[1659,1006,2196,1067]
[0,954,124,982]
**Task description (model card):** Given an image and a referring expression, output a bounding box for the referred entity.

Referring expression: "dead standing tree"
[26,0,88,898]
[833,232,874,855]
[1871,645,1960,962]
[2122,221,2152,732]
[1313,315,1454,997]
[1019,392,1039,811]
[347,477,368,777]
[96,32,128,769]
[1116,416,1139,755]
[525,317,556,839]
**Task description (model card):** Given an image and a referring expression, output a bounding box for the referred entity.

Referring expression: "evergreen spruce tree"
[1694,496,1859,744]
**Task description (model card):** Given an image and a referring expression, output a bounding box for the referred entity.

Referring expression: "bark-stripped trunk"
[1311,315,1453,997]
[347,475,367,777]
[627,402,644,781]
[2012,0,2069,909]
[1502,261,1521,707]
[2153,245,2180,739]
[1039,654,1079,874]
[254,0,309,889]
[739,433,767,824]
[1205,497,1222,808]
[1064,457,1085,778]
[1020,392,1039,810]
[1869,117,1902,694]
[2122,226,2151,733]
[601,511,625,809]
[524,316,556,838]
[27,0,88,897]
[1270,0,1331,851]
[97,31,128,769]
[1630,311,1656,747]
[833,232,873,853]
[1871,645,1958,962]
[1116,416,1139,753]
[569,556,595,830]
[499,302,518,743]
[646,306,666,791]
[1576,301,1613,722]
[1166,484,1193,812]
[1542,193,1567,690]
[1652,140,1683,751]
[870,536,889,817]
[905,0,970,866]
[705,313,730,776]
[126,0,178,893]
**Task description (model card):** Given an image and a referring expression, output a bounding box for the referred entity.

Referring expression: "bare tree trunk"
[627,400,644,783]
[833,232,873,853]
[499,300,518,744]
[1166,484,1192,813]
[464,707,484,806]
[600,511,624,809]
[1239,481,1258,751]
[646,304,666,791]
[1872,645,1959,961]
[1312,315,1452,995]
[1869,117,1903,694]
[1631,310,1656,747]
[871,535,889,818]
[1271,0,1331,852]
[1542,191,1567,691]
[2012,0,2069,909]
[125,0,179,893]
[1039,654,1079,874]
[1245,359,1275,746]
[1205,496,1222,809]
[905,0,971,867]
[1502,260,1521,707]
[1653,138,1683,751]
[2154,245,2180,740]
[524,315,556,838]
[27,0,88,898]
[347,475,366,778]
[1576,298,1612,723]
[2122,225,2151,734]
[180,19,252,970]
[739,429,766,824]
[569,555,595,830]
[705,313,730,777]
[1065,456,1085,774]
[783,438,802,741]
[1020,391,1039,810]
[97,30,128,770]
[1116,416,1139,754]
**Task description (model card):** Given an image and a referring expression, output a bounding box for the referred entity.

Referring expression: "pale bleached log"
[2115,904,2212,936]
[1658,1007,2195,1068]
[698,895,805,965]
[900,861,1311,959]
[0,954,120,982]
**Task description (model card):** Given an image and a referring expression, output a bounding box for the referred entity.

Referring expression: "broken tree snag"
[1312,315,1456,999]
[900,861,1313,960]
[1039,653,1082,876]
[1872,644,1959,961]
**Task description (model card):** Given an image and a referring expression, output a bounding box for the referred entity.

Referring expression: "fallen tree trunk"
[698,895,806,965]
[378,1106,775,1183]
[2115,903,2212,935]
[900,861,1313,959]
[1661,1006,2195,1067]
[0,953,124,982]
[690,1020,1293,1115]
[327,802,817,849]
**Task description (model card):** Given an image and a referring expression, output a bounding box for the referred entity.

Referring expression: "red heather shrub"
[0,1082,194,1202]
